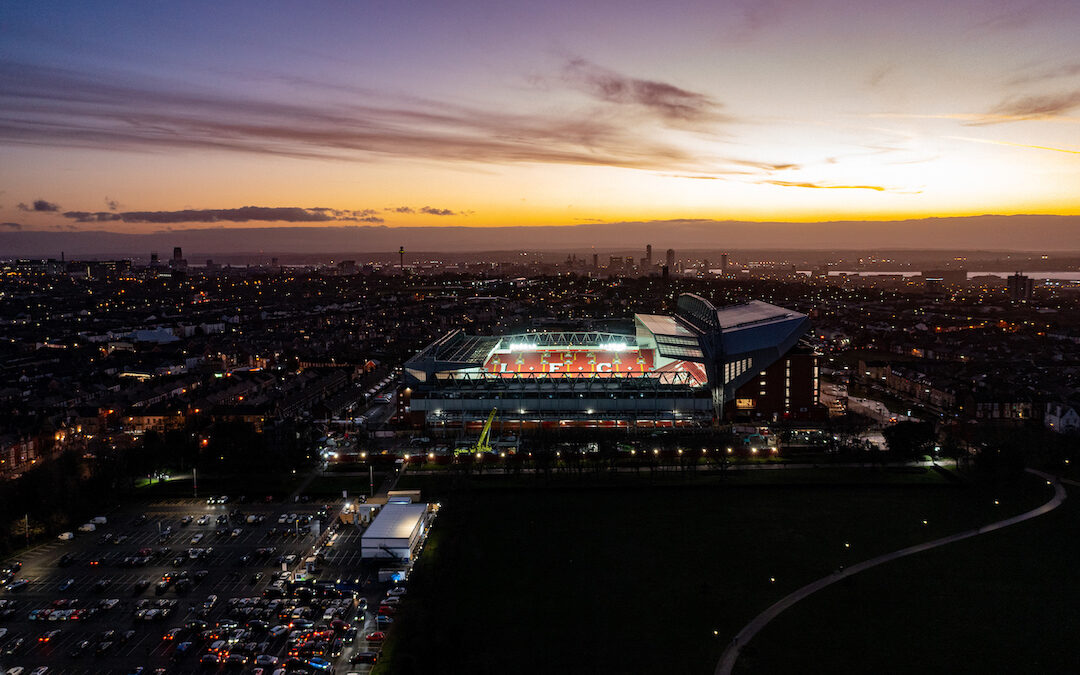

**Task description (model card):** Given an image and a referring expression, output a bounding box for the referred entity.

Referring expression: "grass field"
[742,478,1079,674]
[131,469,394,500]
[134,472,307,499]
[373,469,1051,675]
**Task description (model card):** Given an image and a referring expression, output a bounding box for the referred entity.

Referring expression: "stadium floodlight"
[508,342,537,351]
[601,342,629,351]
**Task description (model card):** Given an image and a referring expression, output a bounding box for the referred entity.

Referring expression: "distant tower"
[169,246,187,271]
[665,248,675,270]
[399,246,405,274]
[150,252,159,267]
[592,253,599,268]
[1007,272,1034,302]
[721,253,728,274]
[702,258,710,275]
[646,244,653,266]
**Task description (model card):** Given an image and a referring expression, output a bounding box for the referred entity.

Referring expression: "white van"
[78,523,96,533]
[90,516,108,525]
[57,532,74,541]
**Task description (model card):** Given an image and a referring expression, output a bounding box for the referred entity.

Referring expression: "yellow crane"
[457,407,496,455]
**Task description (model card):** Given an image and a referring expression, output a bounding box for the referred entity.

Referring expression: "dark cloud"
[1006,61,1080,86]
[60,206,383,224]
[105,197,119,211]
[389,207,415,214]
[0,222,22,230]
[61,211,122,222]
[17,199,61,212]
[988,90,1080,120]
[0,61,724,174]
[561,59,728,126]
[762,180,887,191]
[974,2,1046,33]
[866,64,895,89]
[419,206,455,216]
[728,0,802,40]
[731,159,800,171]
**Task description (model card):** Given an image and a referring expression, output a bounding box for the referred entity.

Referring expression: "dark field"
[373,469,1052,674]
[743,478,1079,674]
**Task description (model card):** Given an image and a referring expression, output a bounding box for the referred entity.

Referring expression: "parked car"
[350,652,379,665]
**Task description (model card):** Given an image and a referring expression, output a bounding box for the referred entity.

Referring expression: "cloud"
[867,111,1080,126]
[974,2,1046,33]
[105,197,119,211]
[731,159,800,171]
[561,58,728,127]
[17,199,61,212]
[419,206,456,216]
[659,174,721,180]
[947,135,1080,155]
[0,61,730,174]
[0,222,22,230]
[762,180,888,192]
[989,90,1080,120]
[60,206,385,224]
[389,206,415,214]
[1006,61,1080,86]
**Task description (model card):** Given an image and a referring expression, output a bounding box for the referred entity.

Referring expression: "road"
[714,468,1067,675]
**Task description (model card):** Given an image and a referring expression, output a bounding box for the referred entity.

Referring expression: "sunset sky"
[2,0,1079,238]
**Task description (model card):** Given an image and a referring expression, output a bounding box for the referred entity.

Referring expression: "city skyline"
[2,0,1080,246]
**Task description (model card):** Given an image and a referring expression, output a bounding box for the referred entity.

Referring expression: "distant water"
[792,270,1080,281]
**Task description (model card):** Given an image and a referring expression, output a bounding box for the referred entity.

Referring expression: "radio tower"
[399,246,405,275]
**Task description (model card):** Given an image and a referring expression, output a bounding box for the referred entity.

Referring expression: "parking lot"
[0,494,397,674]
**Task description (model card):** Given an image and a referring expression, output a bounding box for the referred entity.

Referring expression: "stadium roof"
[364,503,427,542]
[408,330,499,370]
[716,301,809,356]
[636,314,705,360]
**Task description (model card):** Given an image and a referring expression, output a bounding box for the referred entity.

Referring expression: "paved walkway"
[715,469,1067,675]
[403,459,953,476]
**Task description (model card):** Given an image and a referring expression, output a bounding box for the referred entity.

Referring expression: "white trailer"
[360,503,428,561]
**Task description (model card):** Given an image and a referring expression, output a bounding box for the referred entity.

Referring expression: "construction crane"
[456,408,496,455]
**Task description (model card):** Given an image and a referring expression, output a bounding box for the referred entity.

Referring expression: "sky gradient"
[2,0,1079,242]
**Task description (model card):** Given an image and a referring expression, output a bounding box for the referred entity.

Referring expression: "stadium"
[403,293,824,429]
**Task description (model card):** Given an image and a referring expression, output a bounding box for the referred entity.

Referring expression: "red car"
[377,605,396,616]
[364,631,385,642]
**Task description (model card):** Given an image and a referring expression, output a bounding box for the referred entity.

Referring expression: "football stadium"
[403,294,824,429]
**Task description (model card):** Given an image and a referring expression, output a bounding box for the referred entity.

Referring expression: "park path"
[715,468,1067,675]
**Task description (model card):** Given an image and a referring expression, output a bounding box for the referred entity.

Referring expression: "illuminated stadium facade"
[403,294,823,428]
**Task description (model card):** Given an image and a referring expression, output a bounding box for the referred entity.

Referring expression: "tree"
[882,421,935,460]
